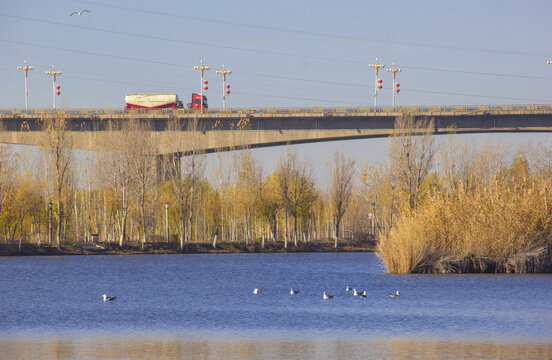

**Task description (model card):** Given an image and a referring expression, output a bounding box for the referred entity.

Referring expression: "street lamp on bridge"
[193,60,210,112]
[386,62,401,108]
[46,66,62,109]
[216,65,232,110]
[17,60,34,110]
[369,59,385,107]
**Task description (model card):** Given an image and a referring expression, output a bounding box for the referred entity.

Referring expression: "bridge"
[0,104,551,155]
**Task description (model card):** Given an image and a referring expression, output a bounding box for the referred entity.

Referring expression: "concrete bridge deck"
[0,105,551,154]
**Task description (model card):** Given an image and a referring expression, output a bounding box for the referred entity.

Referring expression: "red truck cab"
[188,93,208,110]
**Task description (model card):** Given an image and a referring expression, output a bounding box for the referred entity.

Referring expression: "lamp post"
[369,59,385,107]
[193,60,210,112]
[48,201,53,246]
[216,65,232,109]
[165,203,169,243]
[46,66,62,109]
[386,62,401,107]
[17,60,34,110]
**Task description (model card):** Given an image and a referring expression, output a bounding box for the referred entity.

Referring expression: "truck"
[124,93,207,110]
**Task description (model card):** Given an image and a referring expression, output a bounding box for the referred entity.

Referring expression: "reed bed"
[377,178,552,274]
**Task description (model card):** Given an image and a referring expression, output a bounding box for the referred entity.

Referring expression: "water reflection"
[1,333,550,360]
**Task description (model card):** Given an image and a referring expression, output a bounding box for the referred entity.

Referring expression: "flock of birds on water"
[101,287,399,303]
[252,286,400,300]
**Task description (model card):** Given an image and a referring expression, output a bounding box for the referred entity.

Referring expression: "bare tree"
[163,117,206,248]
[99,119,158,247]
[100,120,131,246]
[127,120,158,248]
[42,111,72,250]
[329,147,355,248]
[276,148,294,248]
[236,150,263,245]
[389,114,435,211]
[0,144,17,220]
[277,147,315,247]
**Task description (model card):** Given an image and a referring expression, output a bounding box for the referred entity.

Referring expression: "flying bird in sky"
[70,10,91,16]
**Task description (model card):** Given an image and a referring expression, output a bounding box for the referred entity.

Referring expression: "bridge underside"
[1,107,551,154]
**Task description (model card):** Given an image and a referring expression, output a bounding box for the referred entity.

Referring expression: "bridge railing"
[1,104,551,117]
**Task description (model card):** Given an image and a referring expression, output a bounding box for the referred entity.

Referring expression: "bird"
[253,288,259,295]
[102,293,117,302]
[359,293,367,299]
[388,290,400,298]
[323,291,334,300]
[354,289,366,297]
[346,286,352,292]
[70,9,91,16]
[290,288,299,295]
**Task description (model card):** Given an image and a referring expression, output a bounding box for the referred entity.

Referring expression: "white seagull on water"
[388,290,400,298]
[253,288,259,294]
[70,10,91,16]
[290,288,299,295]
[102,293,117,302]
[323,291,334,300]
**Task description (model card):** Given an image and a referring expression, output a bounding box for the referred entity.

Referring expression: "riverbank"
[0,239,375,256]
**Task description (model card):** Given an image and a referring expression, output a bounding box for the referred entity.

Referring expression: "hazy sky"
[2,0,551,109]
[1,0,552,181]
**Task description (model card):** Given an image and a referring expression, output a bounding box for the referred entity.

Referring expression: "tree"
[127,120,158,248]
[0,144,17,234]
[329,148,355,248]
[389,114,435,211]
[100,120,132,246]
[163,117,205,248]
[276,148,316,247]
[260,172,281,244]
[42,111,72,250]
[236,150,263,245]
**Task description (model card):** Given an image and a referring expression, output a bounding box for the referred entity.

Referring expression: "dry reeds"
[377,177,552,274]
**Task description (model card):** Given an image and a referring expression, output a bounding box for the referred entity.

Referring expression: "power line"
[71,0,548,58]
[2,13,550,82]
[4,39,552,93]
[2,10,549,64]
[0,38,186,68]
[0,13,366,65]
[400,88,550,103]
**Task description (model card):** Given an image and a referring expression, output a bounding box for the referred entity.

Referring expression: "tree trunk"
[334,219,339,248]
[284,210,288,249]
[56,200,62,250]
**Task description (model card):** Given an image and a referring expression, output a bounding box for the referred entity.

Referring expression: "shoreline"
[0,239,376,256]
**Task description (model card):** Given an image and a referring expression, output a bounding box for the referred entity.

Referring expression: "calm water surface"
[0,253,550,359]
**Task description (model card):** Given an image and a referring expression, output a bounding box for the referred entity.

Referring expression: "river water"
[0,252,550,359]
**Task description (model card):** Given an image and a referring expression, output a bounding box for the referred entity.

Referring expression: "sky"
[1,0,552,182]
